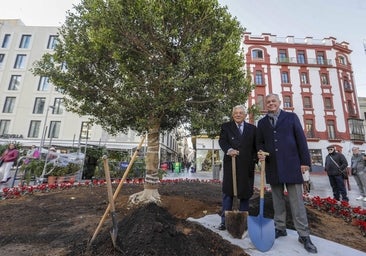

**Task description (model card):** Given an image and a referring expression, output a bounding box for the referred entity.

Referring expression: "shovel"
[102,155,119,249]
[248,151,275,252]
[225,156,248,239]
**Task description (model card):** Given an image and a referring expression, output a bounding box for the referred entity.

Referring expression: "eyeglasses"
[327,148,334,151]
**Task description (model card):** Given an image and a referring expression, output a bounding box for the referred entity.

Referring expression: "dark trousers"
[220,193,249,224]
[328,175,349,201]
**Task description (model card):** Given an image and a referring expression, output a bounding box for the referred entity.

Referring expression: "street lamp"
[40,105,55,150]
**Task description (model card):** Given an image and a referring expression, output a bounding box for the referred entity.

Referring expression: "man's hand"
[227,149,239,157]
[257,150,269,161]
[301,165,310,174]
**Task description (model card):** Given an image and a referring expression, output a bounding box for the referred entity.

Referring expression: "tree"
[33,0,254,204]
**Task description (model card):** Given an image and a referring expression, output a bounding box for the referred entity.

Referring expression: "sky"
[1,0,365,95]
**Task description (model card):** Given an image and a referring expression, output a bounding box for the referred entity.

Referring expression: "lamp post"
[40,105,54,150]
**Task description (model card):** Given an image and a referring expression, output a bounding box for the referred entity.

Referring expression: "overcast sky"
[1,0,366,95]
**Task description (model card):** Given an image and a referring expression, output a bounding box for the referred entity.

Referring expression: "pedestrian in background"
[218,105,257,231]
[350,147,366,202]
[324,145,349,202]
[0,143,19,184]
[256,93,317,254]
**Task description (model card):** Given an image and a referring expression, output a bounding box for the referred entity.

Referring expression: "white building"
[0,19,180,164]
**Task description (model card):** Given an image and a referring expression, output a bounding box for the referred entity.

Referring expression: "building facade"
[0,19,180,163]
[244,32,365,168]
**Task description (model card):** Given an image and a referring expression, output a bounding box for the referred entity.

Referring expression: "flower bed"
[304,195,366,237]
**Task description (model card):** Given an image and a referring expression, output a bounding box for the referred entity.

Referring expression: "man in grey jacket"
[351,147,366,201]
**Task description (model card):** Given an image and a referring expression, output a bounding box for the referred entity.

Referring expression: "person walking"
[350,147,366,201]
[218,105,257,230]
[256,93,317,254]
[0,143,19,184]
[324,145,349,202]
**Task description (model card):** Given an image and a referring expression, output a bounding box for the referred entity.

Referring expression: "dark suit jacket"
[256,110,311,185]
[218,121,257,199]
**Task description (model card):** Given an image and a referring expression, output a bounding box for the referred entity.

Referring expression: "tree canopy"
[34,0,253,137]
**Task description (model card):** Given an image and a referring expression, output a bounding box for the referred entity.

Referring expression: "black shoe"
[298,236,318,253]
[218,223,226,230]
[6,177,11,182]
[275,229,287,238]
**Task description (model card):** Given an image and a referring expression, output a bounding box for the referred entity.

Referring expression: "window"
[348,119,365,141]
[13,54,27,69]
[49,121,61,139]
[343,77,351,90]
[0,120,10,135]
[305,119,314,138]
[324,98,332,109]
[255,70,263,85]
[3,97,16,113]
[300,72,308,84]
[80,122,91,139]
[303,96,312,108]
[316,51,325,65]
[278,49,288,62]
[339,56,346,65]
[19,35,31,48]
[28,120,41,138]
[0,53,4,67]
[33,97,46,114]
[256,95,264,110]
[297,51,306,64]
[47,35,58,49]
[283,96,292,108]
[281,72,290,83]
[320,74,329,85]
[53,98,63,114]
[1,34,11,48]
[252,49,263,59]
[38,76,50,91]
[327,120,336,139]
[8,75,21,90]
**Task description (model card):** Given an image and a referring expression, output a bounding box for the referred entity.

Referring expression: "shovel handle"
[232,156,237,197]
[258,151,269,199]
[103,156,115,212]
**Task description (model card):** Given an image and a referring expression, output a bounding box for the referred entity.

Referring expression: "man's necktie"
[269,117,275,127]
[238,124,243,135]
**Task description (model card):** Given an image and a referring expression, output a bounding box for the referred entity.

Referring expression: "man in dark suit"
[218,105,257,230]
[256,93,317,254]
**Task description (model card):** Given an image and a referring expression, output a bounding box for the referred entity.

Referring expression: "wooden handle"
[232,156,237,197]
[103,156,115,212]
[258,151,269,199]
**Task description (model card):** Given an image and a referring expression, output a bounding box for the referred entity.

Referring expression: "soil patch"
[0,182,365,255]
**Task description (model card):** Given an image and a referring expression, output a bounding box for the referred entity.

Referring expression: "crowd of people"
[0,145,60,185]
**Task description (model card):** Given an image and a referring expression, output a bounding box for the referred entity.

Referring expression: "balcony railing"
[276,57,332,66]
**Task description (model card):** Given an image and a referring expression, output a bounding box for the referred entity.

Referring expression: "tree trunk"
[128,121,161,205]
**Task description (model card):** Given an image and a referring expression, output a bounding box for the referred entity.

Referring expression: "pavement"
[163,169,366,256]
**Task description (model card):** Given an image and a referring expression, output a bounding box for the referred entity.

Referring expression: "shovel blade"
[248,214,275,252]
[225,210,248,239]
[110,212,119,248]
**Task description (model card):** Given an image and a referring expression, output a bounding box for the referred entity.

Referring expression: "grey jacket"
[351,153,365,174]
